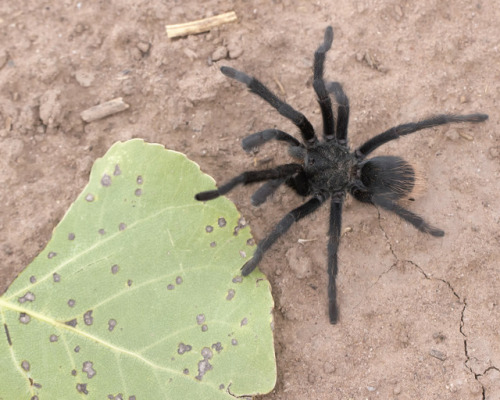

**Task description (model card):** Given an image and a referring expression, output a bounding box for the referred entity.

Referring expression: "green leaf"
[0,139,276,399]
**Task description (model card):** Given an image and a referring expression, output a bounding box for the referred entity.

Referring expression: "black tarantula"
[195,26,488,324]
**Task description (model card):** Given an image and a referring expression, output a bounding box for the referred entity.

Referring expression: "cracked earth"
[1,0,499,399]
[377,207,493,399]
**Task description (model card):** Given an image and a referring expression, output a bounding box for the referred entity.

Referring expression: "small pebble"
[323,361,336,374]
[137,41,150,54]
[429,349,447,361]
[488,146,499,159]
[211,46,228,61]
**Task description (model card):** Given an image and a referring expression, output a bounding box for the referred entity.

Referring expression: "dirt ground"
[1,1,499,399]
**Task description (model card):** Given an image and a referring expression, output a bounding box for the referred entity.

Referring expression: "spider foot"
[241,257,259,276]
[428,227,444,237]
[329,301,339,324]
[194,190,220,201]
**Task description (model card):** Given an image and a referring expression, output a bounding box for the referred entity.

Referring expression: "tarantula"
[195,26,488,324]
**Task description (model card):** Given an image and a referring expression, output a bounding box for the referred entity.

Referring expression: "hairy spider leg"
[195,164,303,201]
[220,66,318,145]
[242,129,301,151]
[312,26,336,141]
[241,195,327,276]
[251,165,311,206]
[356,113,489,159]
[327,198,343,324]
[326,81,350,145]
[372,195,444,237]
[251,178,286,206]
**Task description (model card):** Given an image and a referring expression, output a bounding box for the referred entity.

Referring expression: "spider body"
[303,141,356,194]
[195,26,488,324]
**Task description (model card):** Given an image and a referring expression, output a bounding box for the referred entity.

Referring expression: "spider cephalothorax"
[195,26,488,324]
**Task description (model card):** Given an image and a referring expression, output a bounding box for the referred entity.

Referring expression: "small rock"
[211,46,228,61]
[488,146,499,159]
[75,70,95,87]
[445,129,459,141]
[228,42,243,59]
[429,349,447,361]
[137,41,150,54]
[39,89,62,127]
[323,361,336,374]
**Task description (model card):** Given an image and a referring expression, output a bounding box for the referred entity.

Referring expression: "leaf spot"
[205,225,213,233]
[49,334,58,342]
[233,217,247,236]
[211,342,223,353]
[232,276,243,284]
[53,273,61,282]
[127,279,133,287]
[84,310,93,326]
[218,217,226,227]
[246,238,255,246]
[65,319,78,327]
[85,193,95,202]
[201,324,208,332]
[136,175,143,184]
[68,299,76,307]
[183,368,189,375]
[177,343,192,355]
[196,314,205,325]
[113,164,121,176]
[68,232,76,240]
[74,346,80,353]
[226,289,235,301]
[29,275,37,283]
[48,251,57,259]
[210,242,216,247]
[195,359,213,381]
[19,313,31,324]
[108,319,117,332]
[240,317,248,327]
[76,383,88,394]
[111,264,119,274]
[21,360,30,371]
[71,369,77,376]
[239,250,246,258]
[134,188,142,196]
[101,174,112,187]
[219,384,225,390]
[98,228,106,235]
[231,338,238,346]
[82,361,96,379]
[18,291,35,303]
[201,347,213,359]
[119,222,127,231]
[167,284,175,290]
[175,276,183,285]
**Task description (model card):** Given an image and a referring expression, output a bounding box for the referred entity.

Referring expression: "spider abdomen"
[360,156,415,200]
